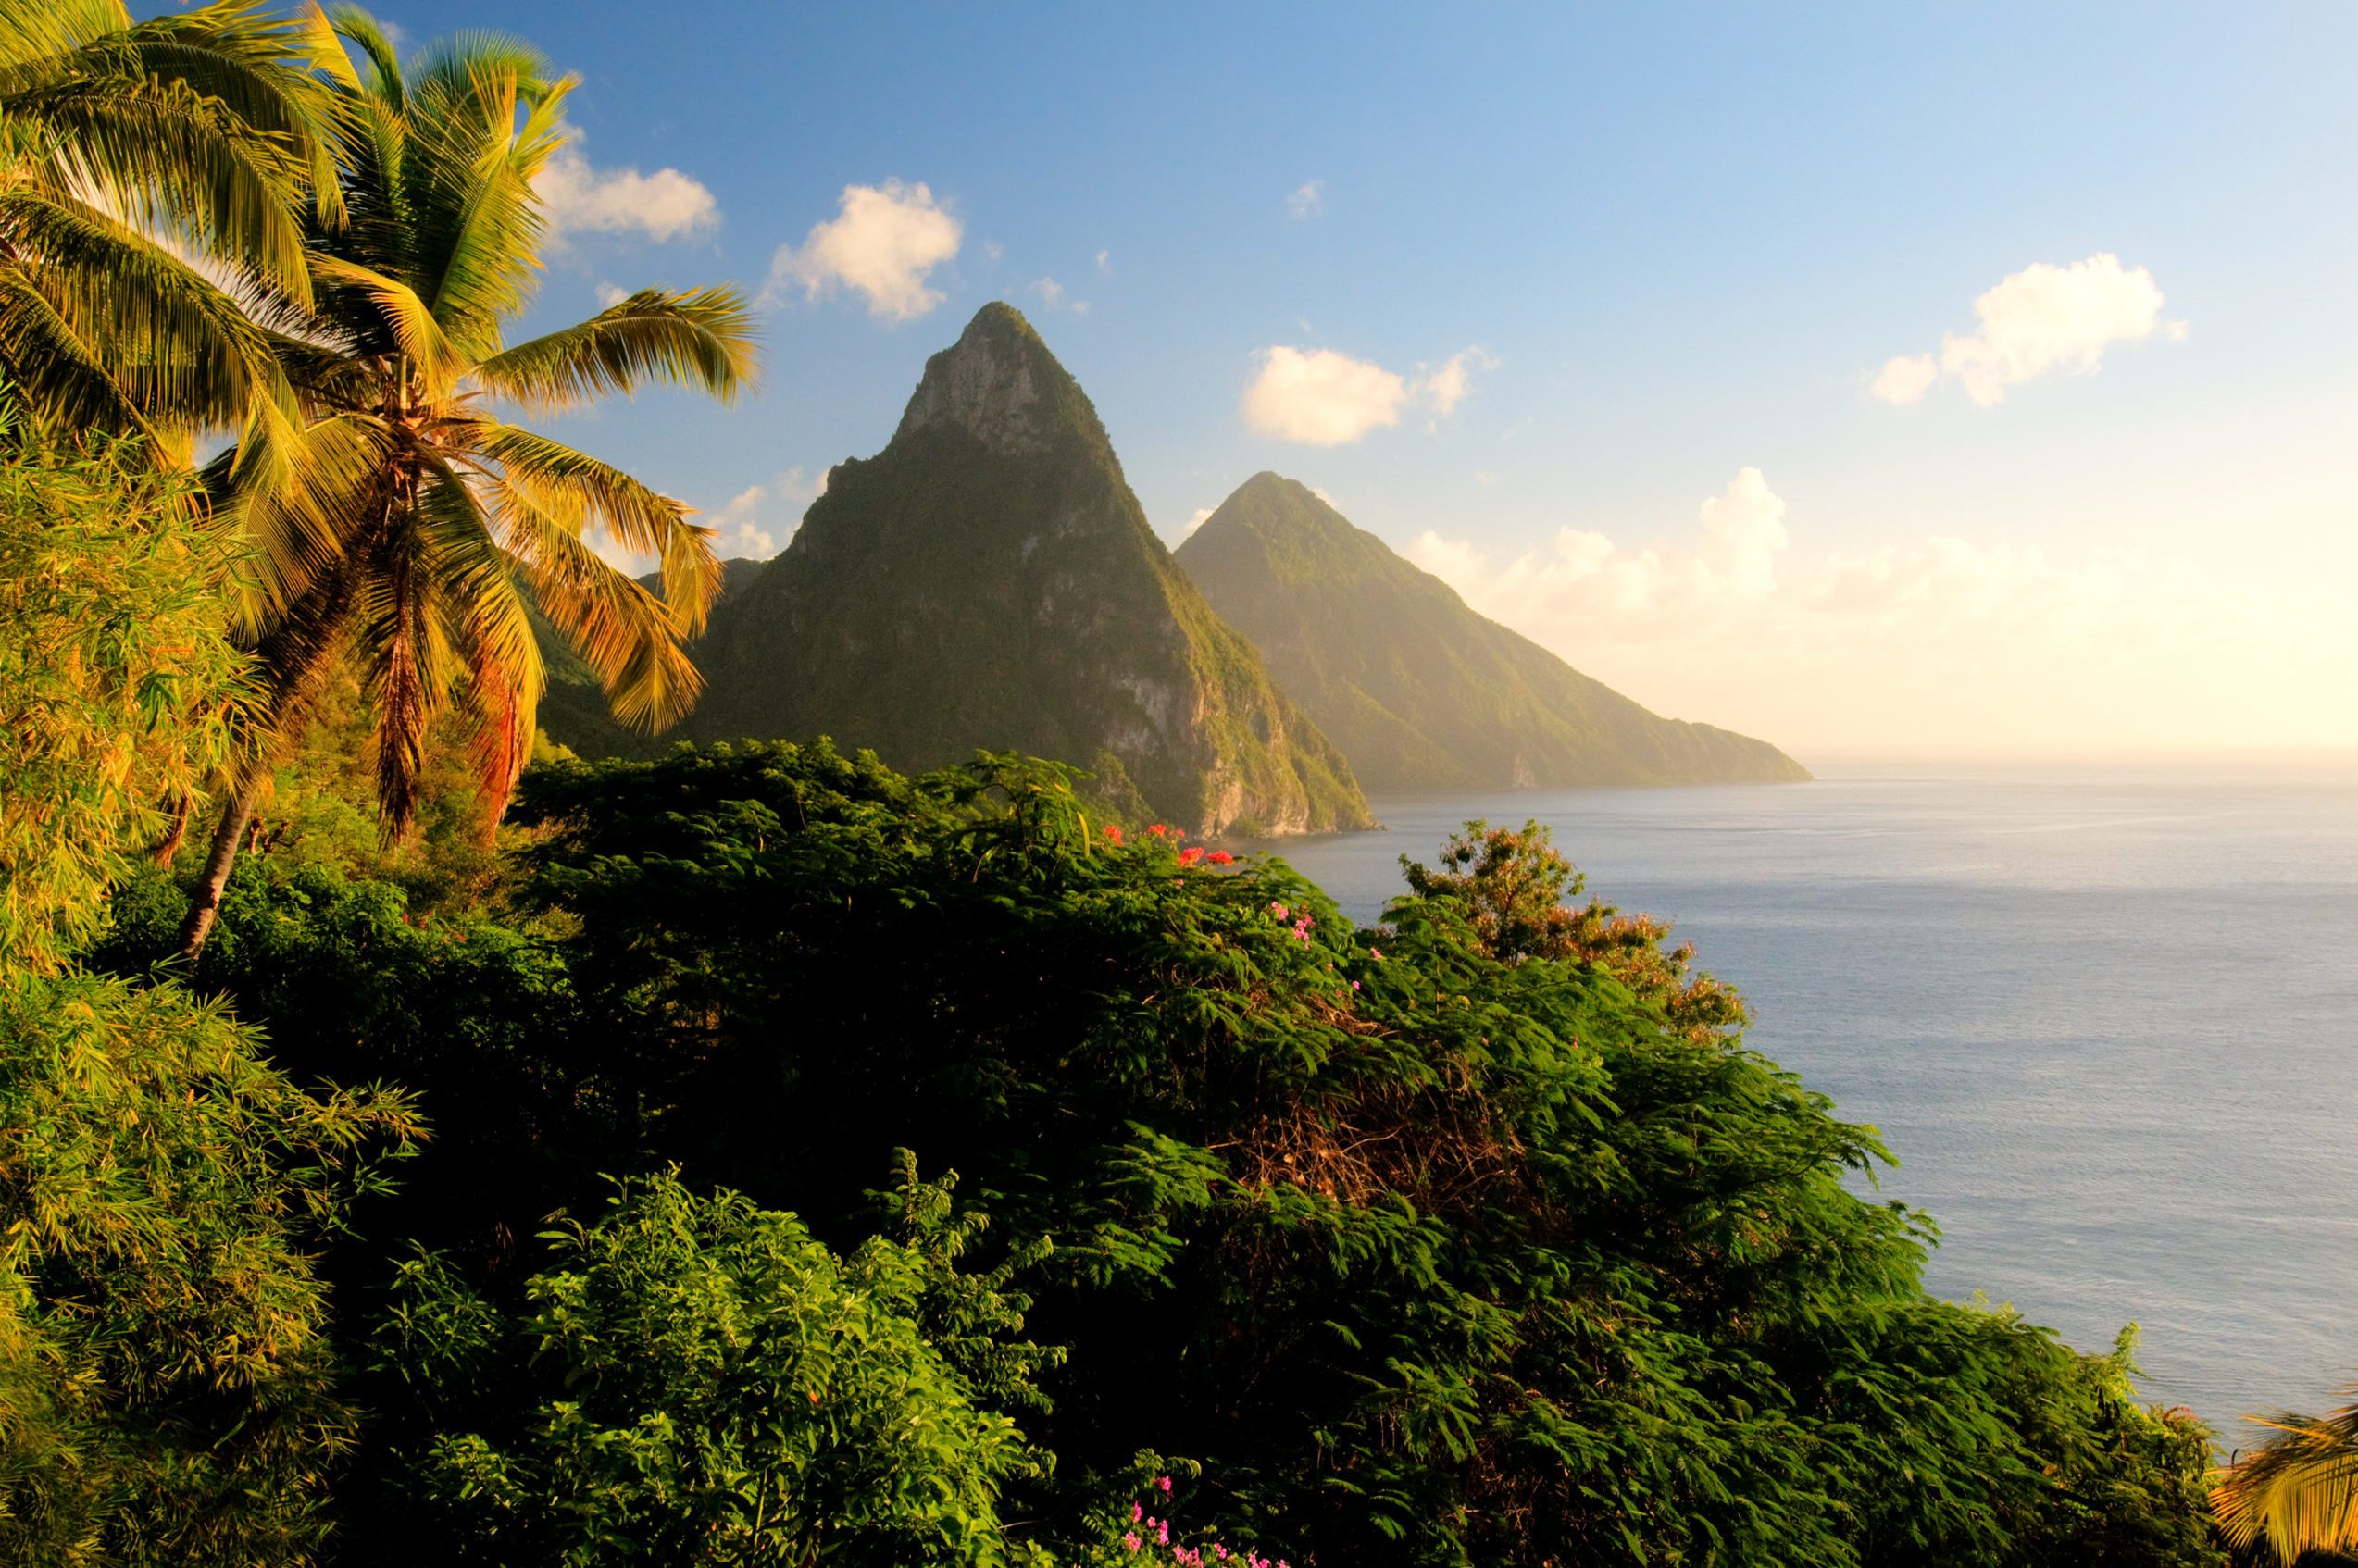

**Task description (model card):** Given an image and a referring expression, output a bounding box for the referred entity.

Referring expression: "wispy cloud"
[1287,180,1325,218]
[1030,276,1089,315]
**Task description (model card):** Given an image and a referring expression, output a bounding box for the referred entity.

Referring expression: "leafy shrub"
[0,422,418,1563]
[355,1161,1061,1566]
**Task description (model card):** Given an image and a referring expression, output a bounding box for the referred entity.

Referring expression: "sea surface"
[1247,758,2358,1447]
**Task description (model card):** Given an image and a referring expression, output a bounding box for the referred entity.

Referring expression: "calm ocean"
[1250,758,2358,1445]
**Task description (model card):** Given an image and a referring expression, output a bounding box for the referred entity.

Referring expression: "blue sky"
[307,3,2358,753]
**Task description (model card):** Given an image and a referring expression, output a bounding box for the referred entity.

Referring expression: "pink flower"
[1351,979,1360,990]
[1158,1523,1171,1545]
[1369,946,1383,960]
[1157,1475,1172,1493]
[1132,1502,1142,1523]
[1124,1532,1142,1553]
[1270,902,1289,919]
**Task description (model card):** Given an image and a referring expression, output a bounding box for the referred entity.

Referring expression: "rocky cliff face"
[1177,472,1810,792]
[556,305,1373,836]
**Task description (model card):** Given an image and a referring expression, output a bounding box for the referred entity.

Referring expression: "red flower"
[1178,847,1205,867]
[1104,825,1124,844]
[1207,850,1234,865]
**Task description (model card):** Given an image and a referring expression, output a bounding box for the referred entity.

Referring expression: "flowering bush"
[1069,1471,1291,1568]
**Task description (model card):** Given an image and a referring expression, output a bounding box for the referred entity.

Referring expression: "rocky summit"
[1176,472,1809,793]
[548,304,1375,837]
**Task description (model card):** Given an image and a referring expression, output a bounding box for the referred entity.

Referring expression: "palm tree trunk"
[149,790,193,865]
[176,548,373,964]
[177,768,267,964]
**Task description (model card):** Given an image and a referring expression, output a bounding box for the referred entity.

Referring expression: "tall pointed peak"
[892,301,1094,455]
[1185,470,1362,566]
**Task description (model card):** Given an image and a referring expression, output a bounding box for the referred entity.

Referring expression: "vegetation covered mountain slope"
[557,304,1373,836]
[1175,472,1810,792]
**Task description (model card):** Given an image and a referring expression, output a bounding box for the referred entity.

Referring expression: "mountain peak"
[1185,470,1372,582]
[593,308,1374,838]
[1177,477,1811,792]
[892,301,1083,455]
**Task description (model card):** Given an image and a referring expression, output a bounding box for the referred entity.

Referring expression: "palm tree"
[2214,1393,2358,1563]
[177,9,755,958]
[0,0,340,440]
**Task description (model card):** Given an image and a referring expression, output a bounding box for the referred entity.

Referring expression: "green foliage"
[0,423,420,1563]
[0,418,248,971]
[559,304,1375,837]
[96,853,572,1269]
[1402,818,1748,1043]
[0,968,420,1565]
[358,1164,1059,1567]
[490,739,2220,1567]
[1175,471,1810,791]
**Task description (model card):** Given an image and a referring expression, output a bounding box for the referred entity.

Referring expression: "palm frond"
[416,458,542,804]
[473,287,756,413]
[489,478,704,732]
[10,0,346,301]
[0,187,281,429]
[2215,1397,2358,1562]
[351,501,459,837]
[208,411,396,626]
[308,252,468,399]
[0,0,131,76]
[325,5,403,112]
[0,266,148,435]
[467,420,718,631]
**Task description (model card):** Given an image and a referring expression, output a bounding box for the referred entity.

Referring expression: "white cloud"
[1420,346,1497,418]
[1873,255,2185,406]
[594,280,628,308]
[1179,506,1214,538]
[1030,276,1089,315]
[981,239,1004,264]
[1869,352,1939,404]
[1404,467,2347,752]
[705,483,778,559]
[1243,346,1408,444]
[1242,342,1492,444]
[1287,180,1325,218]
[1095,248,1112,274]
[1475,469,1500,487]
[535,142,718,243]
[768,180,961,320]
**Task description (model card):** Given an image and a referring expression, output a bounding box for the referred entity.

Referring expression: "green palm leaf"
[474,288,756,413]
[2215,1395,2358,1562]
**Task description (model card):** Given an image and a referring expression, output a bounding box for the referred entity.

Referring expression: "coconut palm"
[0,0,339,440]
[2214,1394,2358,1564]
[177,9,755,958]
